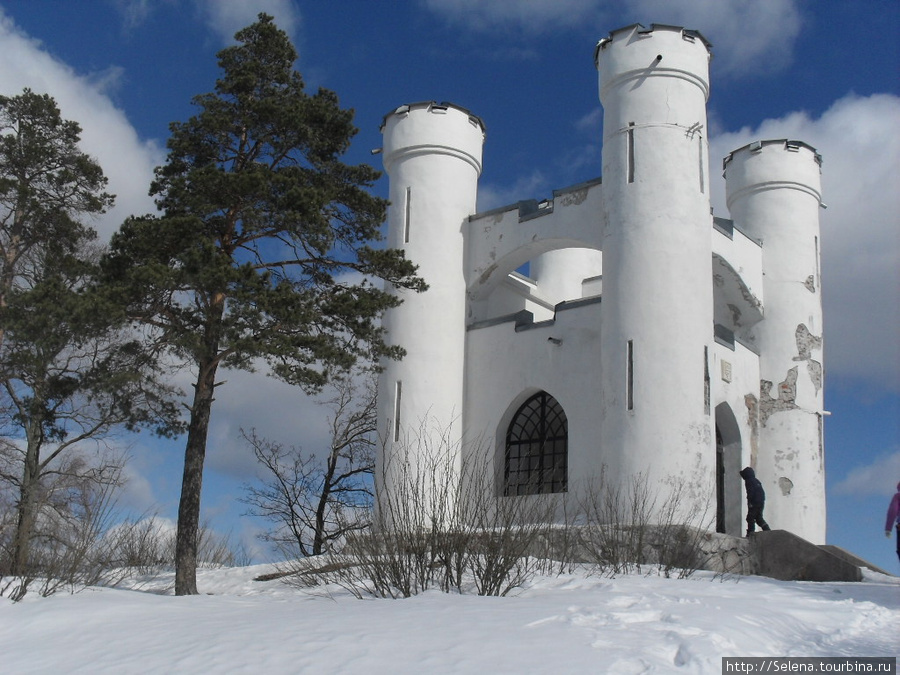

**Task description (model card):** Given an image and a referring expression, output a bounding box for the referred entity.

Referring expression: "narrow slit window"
[814,235,820,287]
[704,346,710,414]
[699,135,705,193]
[393,380,402,442]
[626,123,635,184]
[626,339,634,411]
[403,187,411,244]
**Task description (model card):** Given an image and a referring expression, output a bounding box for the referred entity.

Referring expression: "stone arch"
[468,237,600,303]
[715,402,743,535]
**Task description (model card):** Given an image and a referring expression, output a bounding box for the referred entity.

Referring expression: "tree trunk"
[174,303,223,596]
[11,425,42,576]
[312,449,338,556]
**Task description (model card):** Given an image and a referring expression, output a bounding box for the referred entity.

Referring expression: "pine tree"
[0,89,113,346]
[102,14,424,595]
[0,90,180,583]
[1,247,181,579]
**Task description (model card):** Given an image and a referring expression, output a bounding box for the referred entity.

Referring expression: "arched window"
[504,391,568,496]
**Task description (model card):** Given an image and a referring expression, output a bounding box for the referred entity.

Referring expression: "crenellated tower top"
[724,139,824,212]
[380,101,486,176]
[595,23,712,107]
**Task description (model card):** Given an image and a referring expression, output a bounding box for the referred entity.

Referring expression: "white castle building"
[374,23,827,543]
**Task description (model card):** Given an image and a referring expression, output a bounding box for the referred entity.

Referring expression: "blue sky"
[1,0,897,570]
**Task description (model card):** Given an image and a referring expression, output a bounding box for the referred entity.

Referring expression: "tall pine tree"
[0,89,112,347]
[102,14,424,595]
[0,90,181,585]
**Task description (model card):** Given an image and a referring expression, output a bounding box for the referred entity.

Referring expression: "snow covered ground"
[1,563,897,674]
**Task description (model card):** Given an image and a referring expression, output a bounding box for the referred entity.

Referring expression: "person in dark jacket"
[739,466,771,536]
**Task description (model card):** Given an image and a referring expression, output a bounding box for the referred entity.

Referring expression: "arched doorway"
[715,403,743,535]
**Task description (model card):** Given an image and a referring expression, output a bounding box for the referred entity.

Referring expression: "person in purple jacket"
[886,481,900,563]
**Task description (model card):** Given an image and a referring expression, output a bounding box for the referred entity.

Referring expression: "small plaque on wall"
[721,360,732,383]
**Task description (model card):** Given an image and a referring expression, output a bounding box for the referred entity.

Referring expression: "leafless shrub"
[294,422,565,598]
[578,468,713,578]
[101,516,249,577]
[0,466,247,601]
[102,516,174,575]
[272,430,715,596]
[0,452,128,600]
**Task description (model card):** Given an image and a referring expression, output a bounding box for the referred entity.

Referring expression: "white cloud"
[196,0,301,44]
[203,365,333,480]
[709,93,900,391]
[0,9,163,243]
[833,450,900,497]
[629,0,801,78]
[158,355,347,484]
[423,0,802,78]
[118,459,162,514]
[477,169,551,212]
[111,0,166,30]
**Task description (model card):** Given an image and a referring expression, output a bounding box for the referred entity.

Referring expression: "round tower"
[530,248,603,304]
[724,140,826,543]
[595,24,715,501]
[376,102,485,511]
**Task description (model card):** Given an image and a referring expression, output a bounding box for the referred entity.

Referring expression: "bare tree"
[242,373,376,558]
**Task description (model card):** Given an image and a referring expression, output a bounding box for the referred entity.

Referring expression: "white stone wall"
[462,301,604,504]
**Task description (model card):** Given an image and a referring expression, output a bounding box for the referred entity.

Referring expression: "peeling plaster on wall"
[804,274,816,293]
[759,367,799,427]
[775,447,796,468]
[477,262,499,286]
[711,256,763,317]
[793,324,822,361]
[778,476,794,496]
[792,324,823,394]
[728,303,742,327]
[667,450,711,507]
[744,393,759,468]
[559,188,589,207]
[741,283,762,312]
[807,359,823,394]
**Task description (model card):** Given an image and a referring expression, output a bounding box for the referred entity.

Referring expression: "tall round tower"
[596,25,715,498]
[724,140,826,543]
[376,102,485,508]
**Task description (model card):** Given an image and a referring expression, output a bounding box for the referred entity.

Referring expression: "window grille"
[504,391,568,496]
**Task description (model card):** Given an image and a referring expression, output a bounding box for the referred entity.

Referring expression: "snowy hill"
[1,564,897,673]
